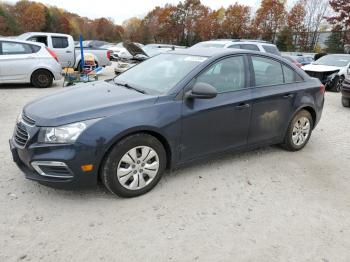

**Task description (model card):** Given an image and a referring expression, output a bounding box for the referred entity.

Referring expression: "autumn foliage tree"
[327,0,350,45]
[223,3,251,39]
[252,0,286,42]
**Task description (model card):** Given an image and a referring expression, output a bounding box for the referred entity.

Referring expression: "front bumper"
[9,137,99,189]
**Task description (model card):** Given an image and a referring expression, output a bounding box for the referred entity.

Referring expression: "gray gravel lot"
[1,65,350,262]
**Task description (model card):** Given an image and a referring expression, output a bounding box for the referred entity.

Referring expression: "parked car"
[302,54,350,92]
[341,71,350,107]
[282,55,303,68]
[191,39,281,56]
[0,38,62,88]
[10,48,324,197]
[114,42,186,75]
[296,55,314,66]
[17,32,112,69]
[77,40,110,49]
[108,42,144,60]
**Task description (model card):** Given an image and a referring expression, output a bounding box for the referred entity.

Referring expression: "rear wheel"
[31,70,53,88]
[342,97,350,107]
[281,110,313,151]
[101,133,166,198]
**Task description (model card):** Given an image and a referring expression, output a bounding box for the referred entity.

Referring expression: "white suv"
[191,39,281,56]
[0,38,62,88]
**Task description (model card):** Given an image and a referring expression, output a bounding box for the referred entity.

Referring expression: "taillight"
[320,84,326,94]
[46,47,58,62]
[293,61,303,68]
[107,50,112,60]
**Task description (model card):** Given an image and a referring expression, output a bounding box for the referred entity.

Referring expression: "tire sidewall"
[102,134,166,198]
[32,70,53,88]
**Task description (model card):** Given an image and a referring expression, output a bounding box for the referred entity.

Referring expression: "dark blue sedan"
[10,48,325,197]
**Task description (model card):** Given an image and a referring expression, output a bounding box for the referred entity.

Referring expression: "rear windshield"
[262,45,281,56]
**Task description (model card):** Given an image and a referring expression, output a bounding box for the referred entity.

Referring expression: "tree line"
[0,0,349,52]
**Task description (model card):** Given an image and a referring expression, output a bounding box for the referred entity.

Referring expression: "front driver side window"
[196,56,246,93]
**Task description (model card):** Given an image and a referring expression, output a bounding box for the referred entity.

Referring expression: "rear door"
[248,55,303,145]
[50,36,73,67]
[180,55,252,161]
[0,41,36,82]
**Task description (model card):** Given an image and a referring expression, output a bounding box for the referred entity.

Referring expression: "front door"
[180,55,252,162]
[49,36,73,68]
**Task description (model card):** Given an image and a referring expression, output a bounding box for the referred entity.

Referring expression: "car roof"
[195,39,274,46]
[170,47,281,59]
[19,32,69,37]
[0,37,44,46]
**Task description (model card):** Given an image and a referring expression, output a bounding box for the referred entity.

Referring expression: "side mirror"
[186,82,217,100]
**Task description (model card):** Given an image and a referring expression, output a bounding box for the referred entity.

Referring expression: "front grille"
[22,114,35,126]
[14,124,29,147]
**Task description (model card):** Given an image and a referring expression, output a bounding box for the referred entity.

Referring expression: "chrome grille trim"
[31,161,74,178]
[14,124,30,148]
[22,114,36,126]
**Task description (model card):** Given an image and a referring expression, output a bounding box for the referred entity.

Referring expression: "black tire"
[329,75,344,92]
[281,110,314,151]
[101,133,167,198]
[31,69,53,88]
[342,97,350,107]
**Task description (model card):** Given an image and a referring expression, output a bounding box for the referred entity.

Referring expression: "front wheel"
[329,76,344,92]
[281,110,313,151]
[342,97,350,107]
[101,133,166,198]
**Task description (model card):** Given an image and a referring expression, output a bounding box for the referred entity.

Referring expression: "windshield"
[192,43,226,48]
[114,54,207,94]
[314,55,350,67]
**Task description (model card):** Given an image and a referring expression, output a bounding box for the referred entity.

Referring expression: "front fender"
[77,98,182,170]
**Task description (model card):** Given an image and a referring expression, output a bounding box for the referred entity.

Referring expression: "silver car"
[0,38,62,88]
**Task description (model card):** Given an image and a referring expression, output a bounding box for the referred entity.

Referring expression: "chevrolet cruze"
[10,48,324,197]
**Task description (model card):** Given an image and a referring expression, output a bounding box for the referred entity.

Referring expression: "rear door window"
[240,44,260,51]
[0,42,33,55]
[228,44,241,49]
[252,56,283,86]
[52,37,69,49]
[283,65,303,83]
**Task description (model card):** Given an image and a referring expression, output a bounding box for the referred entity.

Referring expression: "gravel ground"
[0,66,350,262]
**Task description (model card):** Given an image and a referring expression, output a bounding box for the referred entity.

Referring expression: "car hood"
[302,64,342,72]
[123,41,149,57]
[24,81,157,127]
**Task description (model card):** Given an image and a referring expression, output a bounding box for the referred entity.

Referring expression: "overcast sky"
[6,0,265,24]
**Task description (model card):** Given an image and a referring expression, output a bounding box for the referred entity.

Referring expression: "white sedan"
[0,38,62,88]
[302,54,350,92]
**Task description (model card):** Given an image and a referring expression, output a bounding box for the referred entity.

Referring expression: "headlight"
[38,119,100,144]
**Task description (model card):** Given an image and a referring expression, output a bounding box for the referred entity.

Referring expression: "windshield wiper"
[114,80,146,94]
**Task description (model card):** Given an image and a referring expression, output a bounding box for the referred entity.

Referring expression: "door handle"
[283,94,294,99]
[235,103,250,109]
[66,51,72,53]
